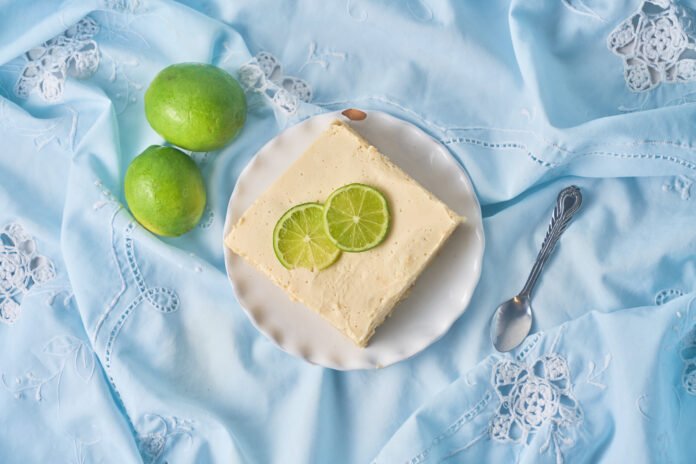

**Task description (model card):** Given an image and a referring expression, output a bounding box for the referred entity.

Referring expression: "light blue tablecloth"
[1,0,695,462]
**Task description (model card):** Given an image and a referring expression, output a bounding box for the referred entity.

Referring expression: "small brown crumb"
[342,108,367,121]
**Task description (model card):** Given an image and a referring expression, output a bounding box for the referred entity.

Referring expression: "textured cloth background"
[0,1,694,462]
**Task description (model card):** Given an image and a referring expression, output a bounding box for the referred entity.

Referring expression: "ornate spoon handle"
[519,186,582,298]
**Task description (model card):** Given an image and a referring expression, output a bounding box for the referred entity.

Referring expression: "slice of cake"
[226,120,462,347]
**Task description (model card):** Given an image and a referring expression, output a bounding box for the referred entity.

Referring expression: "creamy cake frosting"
[225,120,462,347]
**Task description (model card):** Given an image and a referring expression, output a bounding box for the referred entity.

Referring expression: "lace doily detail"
[490,352,582,461]
[15,17,100,102]
[136,414,193,463]
[0,223,55,325]
[238,51,312,115]
[608,0,696,92]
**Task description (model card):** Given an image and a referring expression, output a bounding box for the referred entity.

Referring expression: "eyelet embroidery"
[137,414,194,464]
[103,222,180,370]
[317,94,696,173]
[662,174,693,199]
[443,136,556,168]
[490,353,582,463]
[15,17,100,102]
[238,51,312,115]
[0,223,56,325]
[198,207,215,229]
[655,288,685,305]
[681,327,696,395]
[87,216,184,445]
[608,0,696,92]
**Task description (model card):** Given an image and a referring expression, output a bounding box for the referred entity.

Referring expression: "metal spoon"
[491,185,583,352]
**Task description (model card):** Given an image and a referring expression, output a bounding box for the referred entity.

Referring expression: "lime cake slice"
[225,120,462,347]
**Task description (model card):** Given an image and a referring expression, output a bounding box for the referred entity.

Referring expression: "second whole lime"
[124,145,207,237]
[145,63,247,151]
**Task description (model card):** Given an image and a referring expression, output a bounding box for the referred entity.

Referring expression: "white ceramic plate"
[223,110,484,370]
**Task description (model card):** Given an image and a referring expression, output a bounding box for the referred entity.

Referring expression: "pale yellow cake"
[225,120,462,347]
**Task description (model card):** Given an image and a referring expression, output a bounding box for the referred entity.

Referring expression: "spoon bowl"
[491,295,533,352]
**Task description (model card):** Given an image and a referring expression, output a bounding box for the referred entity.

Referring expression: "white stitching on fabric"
[608,0,696,92]
[15,17,100,102]
[1,335,95,407]
[198,207,215,229]
[0,100,79,152]
[316,95,696,172]
[516,333,543,362]
[124,229,179,313]
[104,0,143,12]
[298,41,346,72]
[585,354,612,390]
[92,206,125,343]
[104,293,144,369]
[100,50,144,114]
[662,175,693,199]
[439,429,489,462]
[405,391,493,464]
[103,222,180,369]
[446,124,696,156]
[443,136,556,168]
[137,413,194,464]
[0,223,56,325]
[490,352,583,464]
[239,51,312,115]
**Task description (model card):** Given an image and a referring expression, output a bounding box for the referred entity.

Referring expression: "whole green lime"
[125,145,206,237]
[144,63,247,151]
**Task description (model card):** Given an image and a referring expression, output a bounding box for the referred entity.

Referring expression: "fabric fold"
[1,1,695,462]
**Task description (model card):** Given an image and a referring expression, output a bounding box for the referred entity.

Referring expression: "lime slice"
[273,203,341,270]
[323,184,390,252]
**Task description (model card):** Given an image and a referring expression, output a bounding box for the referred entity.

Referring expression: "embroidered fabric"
[0,223,56,325]
[662,174,693,199]
[608,0,696,92]
[103,221,180,370]
[104,0,143,12]
[137,414,193,463]
[681,327,696,395]
[655,288,685,305]
[490,353,582,462]
[15,17,100,102]
[2,335,95,402]
[238,51,312,114]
